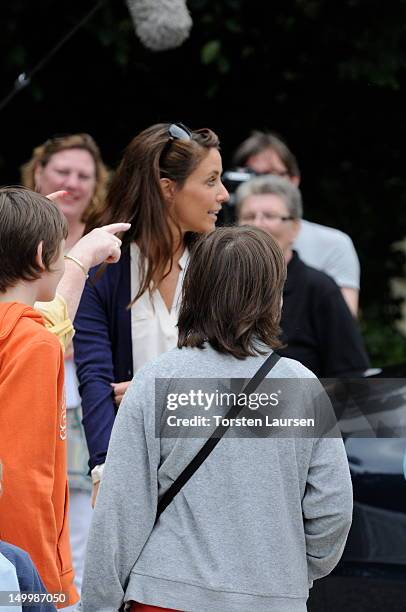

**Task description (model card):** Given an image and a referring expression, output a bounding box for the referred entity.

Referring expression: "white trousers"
[68,488,93,595]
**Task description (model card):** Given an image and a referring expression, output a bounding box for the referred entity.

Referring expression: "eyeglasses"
[168,123,192,141]
[160,123,193,163]
[240,211,294,223]
[255,169,290,178]
[268,169,290,178]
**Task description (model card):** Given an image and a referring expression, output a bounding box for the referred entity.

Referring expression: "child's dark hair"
[0,187,68,292]
[178,226,286,358]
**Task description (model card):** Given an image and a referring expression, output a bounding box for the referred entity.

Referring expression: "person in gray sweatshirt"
[81,226,353,612]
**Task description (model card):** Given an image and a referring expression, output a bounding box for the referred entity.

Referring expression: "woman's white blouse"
[130,243,189,373]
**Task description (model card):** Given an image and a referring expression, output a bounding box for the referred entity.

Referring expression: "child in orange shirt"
[0,188,78,608]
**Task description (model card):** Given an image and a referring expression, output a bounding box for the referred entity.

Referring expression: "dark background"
[1,0,405,365]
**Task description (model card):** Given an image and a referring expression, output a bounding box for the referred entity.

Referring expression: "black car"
[308,365,406,612]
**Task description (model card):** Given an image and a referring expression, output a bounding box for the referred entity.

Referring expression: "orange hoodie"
[0,303,78,607]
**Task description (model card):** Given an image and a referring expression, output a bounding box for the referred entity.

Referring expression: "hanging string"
[0,0,106,114]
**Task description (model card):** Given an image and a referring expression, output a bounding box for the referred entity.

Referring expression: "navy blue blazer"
[73,249,133,470]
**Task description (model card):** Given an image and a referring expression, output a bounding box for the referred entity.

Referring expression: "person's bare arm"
[45,191,130,321]
[57,223,130,322]
[340,287,359,317]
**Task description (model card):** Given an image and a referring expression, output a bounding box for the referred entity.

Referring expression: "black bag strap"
[156,351,281,521]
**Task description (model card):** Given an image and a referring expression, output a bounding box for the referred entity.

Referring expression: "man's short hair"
[177,226,286,359]
[0,188,68,292]
[233,131,300,178]
[235,175,303,219]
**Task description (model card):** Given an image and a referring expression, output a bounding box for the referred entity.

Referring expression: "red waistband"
[129,604,180,612]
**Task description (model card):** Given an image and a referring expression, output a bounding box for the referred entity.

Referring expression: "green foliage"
[201,40,221,65]
[362,319,406,367]
[8,44,26,67]
[1,0,405,370]
[186,0,406,105]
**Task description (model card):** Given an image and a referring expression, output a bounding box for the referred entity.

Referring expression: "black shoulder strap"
[156,351,281,521]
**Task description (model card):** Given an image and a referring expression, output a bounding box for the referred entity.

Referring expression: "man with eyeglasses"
[233,131,360,317]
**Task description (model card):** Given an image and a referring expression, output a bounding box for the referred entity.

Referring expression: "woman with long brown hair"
[73,123,229,503]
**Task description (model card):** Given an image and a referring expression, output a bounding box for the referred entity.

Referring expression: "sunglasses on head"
[160,122,193,164]
[168,122,192,141]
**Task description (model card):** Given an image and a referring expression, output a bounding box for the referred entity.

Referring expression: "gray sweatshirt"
[81,345,353,612]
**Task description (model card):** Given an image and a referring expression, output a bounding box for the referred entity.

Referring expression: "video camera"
[219,167,258,225]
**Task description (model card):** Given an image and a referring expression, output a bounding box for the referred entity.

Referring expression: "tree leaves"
[201,40,221,65]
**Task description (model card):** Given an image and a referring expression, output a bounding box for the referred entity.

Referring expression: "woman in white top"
[73,123,229,503]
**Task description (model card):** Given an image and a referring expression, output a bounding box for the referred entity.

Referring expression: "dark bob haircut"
[0,187,68,293]
[177,226,286,359]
